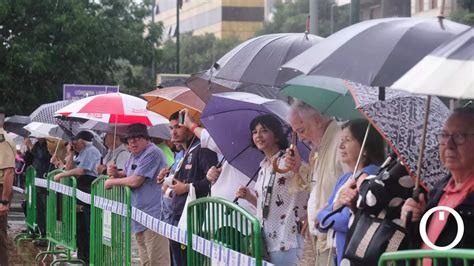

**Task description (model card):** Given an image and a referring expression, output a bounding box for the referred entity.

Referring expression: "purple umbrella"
[200,92,310,179]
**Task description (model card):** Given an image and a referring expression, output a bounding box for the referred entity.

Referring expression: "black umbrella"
[4,115,31,136]
[186,33,322,102]
[281,17,469,88]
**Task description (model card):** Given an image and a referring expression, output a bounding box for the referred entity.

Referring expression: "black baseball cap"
[73,131,94,142]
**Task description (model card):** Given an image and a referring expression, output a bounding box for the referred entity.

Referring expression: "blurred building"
[332,0,459,19]
[155,0,265,40]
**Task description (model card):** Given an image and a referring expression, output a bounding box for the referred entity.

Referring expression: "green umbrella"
[281,75,362,120]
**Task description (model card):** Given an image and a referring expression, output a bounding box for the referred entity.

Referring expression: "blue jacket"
[317,164,379,266]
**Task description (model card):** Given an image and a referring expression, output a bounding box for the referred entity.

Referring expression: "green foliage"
[256,0,350,37]
[450,8,474,26]
[156,32,240,75]
[0,0,161,115]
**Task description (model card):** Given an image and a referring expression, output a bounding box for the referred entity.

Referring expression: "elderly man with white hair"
[285,100,344,266]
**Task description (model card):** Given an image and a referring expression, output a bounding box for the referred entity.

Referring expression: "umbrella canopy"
[200,92,311,178]
[142,86,204,121]
[4,115,31,136]
[210,33,323,87]
[24,122,68,140]
[55,92,166,126]
[392,27,474,99]
[347,81,450,190]
[80,119,171,140]
[281,75,362,120]
[30,100,75,124]
[186,72,290,102]
[282,17,468,87]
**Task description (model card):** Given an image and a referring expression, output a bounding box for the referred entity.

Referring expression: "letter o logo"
[419,206,464,250]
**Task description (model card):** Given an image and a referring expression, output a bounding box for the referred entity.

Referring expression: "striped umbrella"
[55,92,168,126]
[392,27,474,99]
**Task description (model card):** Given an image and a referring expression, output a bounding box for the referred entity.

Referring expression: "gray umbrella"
[30,100,74,124]
[4,115,31,136]
[187,33,323,102]
[281,17,469,88]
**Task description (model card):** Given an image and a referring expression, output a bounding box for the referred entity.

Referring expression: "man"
[23,137,53,245]
[158,111,217,266]
[106,123,170,266]
[285,100,344,266]
[96,132,130,175]
[0,106,15,266]
[401,108,474,266]
[52,130,101,264]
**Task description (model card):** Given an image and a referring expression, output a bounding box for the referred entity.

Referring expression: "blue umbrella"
[200,92,310,179]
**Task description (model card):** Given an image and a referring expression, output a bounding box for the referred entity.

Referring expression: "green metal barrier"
[14,166,47,245]
[90,176,132,266]
[187,197,263,266]
[35,169,84,265]
[378,249,474,266]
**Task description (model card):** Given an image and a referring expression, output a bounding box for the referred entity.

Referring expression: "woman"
[401,108,474,266]
[316,119,385,265]
[236,114,308,266]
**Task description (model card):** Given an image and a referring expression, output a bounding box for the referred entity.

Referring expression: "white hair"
[290,99,325,121]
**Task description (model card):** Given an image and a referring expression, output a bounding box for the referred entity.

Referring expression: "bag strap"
[262,168,278,220]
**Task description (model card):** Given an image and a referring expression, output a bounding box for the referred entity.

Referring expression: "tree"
[156,32,240,75]
[0,0,161,115]
[257,0,350,37]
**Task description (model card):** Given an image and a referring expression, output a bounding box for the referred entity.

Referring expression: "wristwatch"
[0,200,9,205]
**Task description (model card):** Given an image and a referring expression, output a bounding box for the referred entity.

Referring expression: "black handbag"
[343,211,407,265]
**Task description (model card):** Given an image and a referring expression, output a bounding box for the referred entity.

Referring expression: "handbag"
[178,183,196,229]
[343,210,407,265]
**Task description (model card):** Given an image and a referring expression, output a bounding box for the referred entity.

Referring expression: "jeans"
[269,234,304,266]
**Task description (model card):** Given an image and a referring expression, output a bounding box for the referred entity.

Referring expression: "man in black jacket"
[24,137,53,243]
[158,111,217,266]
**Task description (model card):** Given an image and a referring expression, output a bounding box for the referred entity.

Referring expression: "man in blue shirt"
[52,130,101,264]
[106,123,170,265]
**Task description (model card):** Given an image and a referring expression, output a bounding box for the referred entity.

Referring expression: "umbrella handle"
[272,147,293,174]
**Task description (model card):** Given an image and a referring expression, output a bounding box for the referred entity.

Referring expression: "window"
[431,0,437,9]
[418,0,424,12]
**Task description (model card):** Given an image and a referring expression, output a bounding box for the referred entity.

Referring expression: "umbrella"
[392,27,474,99]
[200,92,311,178]
[210,33,323,87]
[4,115,31,136]
[186,72,290,102]
[281,75,362,120]
[346,81,450,190]
[80,120,171,140]
[281,17,469,88]
[142,86,204,121]
[187,33,322,102]
[30,100,75,124]
[24,122,69,140]
[54,92,166,126]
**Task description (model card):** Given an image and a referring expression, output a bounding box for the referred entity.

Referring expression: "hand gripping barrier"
[14,172,274,266]
[90,176,131,266]
[187,197,264,266]
[35,169,85,265]
[14,166,48,245]
[378,249,474,266]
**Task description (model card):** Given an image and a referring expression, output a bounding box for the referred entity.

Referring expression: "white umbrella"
[392,27,474,99]
[80,120,170,140]
[24,122,67,140]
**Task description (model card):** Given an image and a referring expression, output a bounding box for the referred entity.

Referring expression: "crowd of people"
[0,98,473,266]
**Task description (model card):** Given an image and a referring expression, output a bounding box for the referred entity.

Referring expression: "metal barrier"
[187,197,263,266]
[35,169,84,265]
[14,166,47,245]
[90,176,132,266]
[378,249,474,266]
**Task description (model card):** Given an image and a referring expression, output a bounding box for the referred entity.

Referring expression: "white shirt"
[254,152,308,252]
[200,129,256,215]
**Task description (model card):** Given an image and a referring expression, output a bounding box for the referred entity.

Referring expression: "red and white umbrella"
[55,93,168,126]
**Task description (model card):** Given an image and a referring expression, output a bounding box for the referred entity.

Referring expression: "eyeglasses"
[436,132,474,145]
